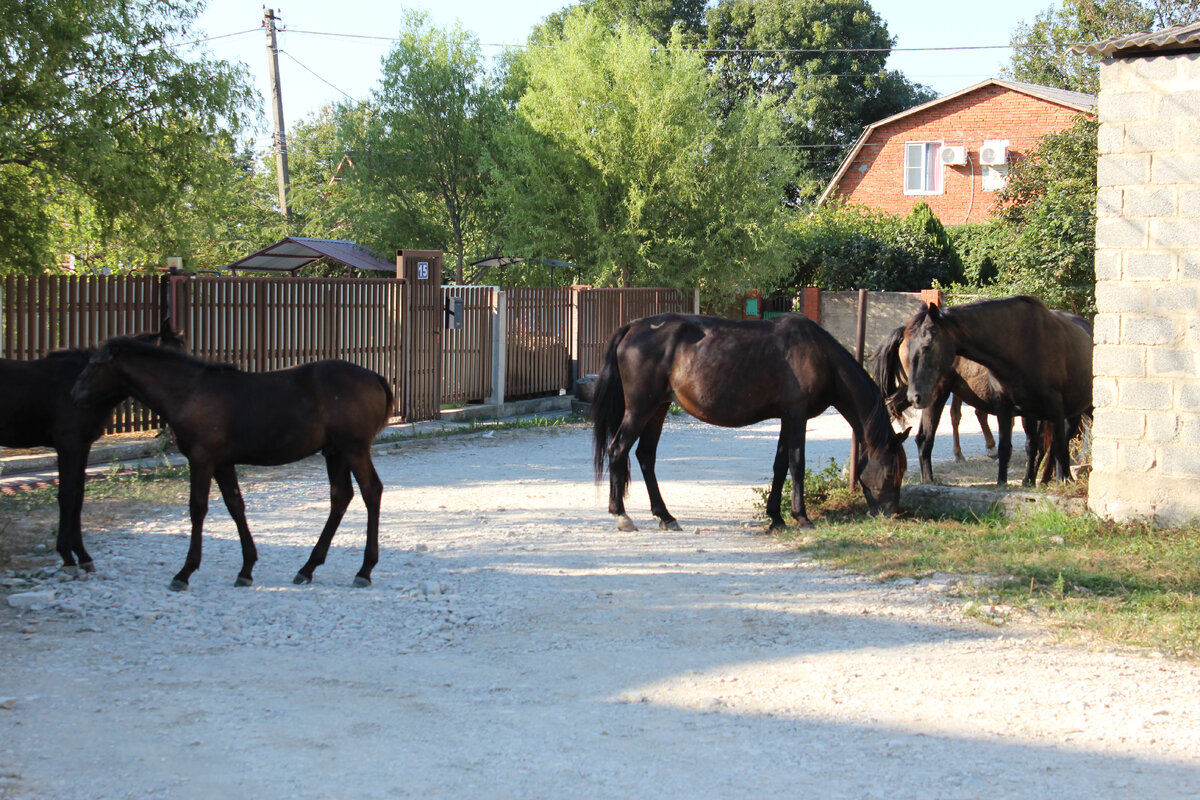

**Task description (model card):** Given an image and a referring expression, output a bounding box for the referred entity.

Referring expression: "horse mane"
[105,336,236,372]
[803,318,896,452]
[869,325,909,423]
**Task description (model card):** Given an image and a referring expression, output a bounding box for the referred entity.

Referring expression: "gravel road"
[2,413,1199,799]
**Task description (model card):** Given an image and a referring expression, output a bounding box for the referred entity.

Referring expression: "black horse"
[0,320,185,574]
[591,313,908,532]
[71,338,393,590]
[904,296,1092,483]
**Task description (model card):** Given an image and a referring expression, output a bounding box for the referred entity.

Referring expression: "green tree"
[704,0,936,202]
[1005,0,1200,94]
[488,14,793,298]
[0,0,257,273]
[363,11,503,282]
[534,0,709,44]
[994,115,1098,313]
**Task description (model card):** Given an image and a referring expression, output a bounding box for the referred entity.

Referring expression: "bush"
[782,202,965,292]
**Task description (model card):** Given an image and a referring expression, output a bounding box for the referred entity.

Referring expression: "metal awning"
[221,237,396,276]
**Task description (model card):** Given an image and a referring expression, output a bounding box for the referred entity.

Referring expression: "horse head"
[857,427,909,517]
[904,304,958,410]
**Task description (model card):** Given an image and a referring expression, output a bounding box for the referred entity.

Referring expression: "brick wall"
[831,85,1087,225]
[1090,53,1200,523]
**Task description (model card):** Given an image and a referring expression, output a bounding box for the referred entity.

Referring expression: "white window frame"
[903,141,943,195]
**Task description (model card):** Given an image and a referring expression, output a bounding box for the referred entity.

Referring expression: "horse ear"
[896,426,911,444]
[927,303,942,322]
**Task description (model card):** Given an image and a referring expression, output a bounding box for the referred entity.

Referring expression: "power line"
[279,50,357,102]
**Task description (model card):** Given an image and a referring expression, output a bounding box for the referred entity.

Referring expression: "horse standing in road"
[71,338,393,590]
[0,320,185,574]
[591,313,908,532]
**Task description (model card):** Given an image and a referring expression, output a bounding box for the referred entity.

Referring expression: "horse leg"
[634,404,680,531]
[763,427,790,532]
[916,399,947,484]
[1049,414,1072,483]
[171,463,214,591]
[606,409,647,532]
[994,411,1014,486]
[294,450,354,585]
[784,416,812,528]
[979,411,997,459]
[1021,417,1041,487]
[214,465,257,587]
[950,396,964,461]
[348,451,383,587]
[54,445,93,575]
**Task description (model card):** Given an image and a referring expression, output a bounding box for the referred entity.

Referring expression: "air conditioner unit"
[940,145,967,166]
[980,140,1009,165]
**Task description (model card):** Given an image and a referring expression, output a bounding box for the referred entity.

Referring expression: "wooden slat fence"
[1,275,166,432]
[171,276,409,418]
[441,286,495,406]
[505,287,573,398]
[575,287,691,378]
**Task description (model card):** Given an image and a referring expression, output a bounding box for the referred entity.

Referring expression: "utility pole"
[264,8,290,219]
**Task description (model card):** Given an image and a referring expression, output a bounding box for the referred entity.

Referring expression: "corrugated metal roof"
[222,237,396,275]
[1071,21,1200,57]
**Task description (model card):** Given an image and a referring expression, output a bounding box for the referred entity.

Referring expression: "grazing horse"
[872,323,1029,484]
[904,296,1092,484]
[71,338,393,590]
[0,320,185,574]
[591,313,908,532]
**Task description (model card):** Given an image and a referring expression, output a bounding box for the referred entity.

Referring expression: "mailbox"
[445,296,464,330]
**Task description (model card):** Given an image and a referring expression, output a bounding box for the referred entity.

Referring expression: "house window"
[982,164,1009,192]
[904,142,942,195]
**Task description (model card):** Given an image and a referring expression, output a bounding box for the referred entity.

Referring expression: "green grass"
[757,469,1200,658]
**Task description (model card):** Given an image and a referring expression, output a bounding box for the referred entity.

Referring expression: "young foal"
[71,338,393,590]
[0,321,185,574]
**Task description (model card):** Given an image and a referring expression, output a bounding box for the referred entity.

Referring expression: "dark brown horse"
[71,338,393,590]
[904,296,1092,483]
[0,320,185,574]
[872,323,1028,484]
[591,313,908,532]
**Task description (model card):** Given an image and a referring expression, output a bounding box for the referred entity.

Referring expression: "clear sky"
[193,0,1061,153]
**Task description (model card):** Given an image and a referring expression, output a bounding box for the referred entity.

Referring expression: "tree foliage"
[487,14,793,298]
[0,0,257,273]
[1005,0,1200,94]
[782,203,966,292]
[993,115,1099,313]
[704,0,936,202]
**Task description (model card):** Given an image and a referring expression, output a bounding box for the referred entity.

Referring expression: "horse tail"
[591,322,631,482]
[376,373,396,427]
[870,325,910,423]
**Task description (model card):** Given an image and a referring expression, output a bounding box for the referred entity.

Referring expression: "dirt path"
[2,415,1199,799]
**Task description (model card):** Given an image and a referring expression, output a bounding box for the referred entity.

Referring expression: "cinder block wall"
[1090,53,1200,523]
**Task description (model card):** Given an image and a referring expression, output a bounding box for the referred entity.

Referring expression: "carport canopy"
[221,237,396,276]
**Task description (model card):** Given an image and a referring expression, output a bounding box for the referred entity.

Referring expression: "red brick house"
[816,79,1095,225]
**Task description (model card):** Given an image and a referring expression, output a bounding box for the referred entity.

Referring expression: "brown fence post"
[848,288,868,488]
[397,249,443,421]
[800,287,821,323]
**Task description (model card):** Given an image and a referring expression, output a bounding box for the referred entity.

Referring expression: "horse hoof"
[79,561,96,573]
[234,576,253,587]
[616,515,638,532]
[352,576,371,588]
[659,519,682,531]
[293,572,312,586]
[60,564,80,579]
[168,579,188,592]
